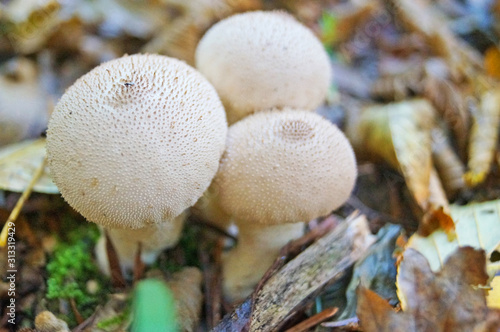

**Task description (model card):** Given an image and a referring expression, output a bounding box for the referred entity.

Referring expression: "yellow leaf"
[487,275,500,309]
[0,138,58,194]
[485,47,500,79]
[464,88,500,187]
[406,200,500,273]
[346,99,435,210]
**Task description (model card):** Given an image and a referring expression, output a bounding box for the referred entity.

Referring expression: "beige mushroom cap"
[195,11,331,124]
[47,54,227,229]
[216,109,356,225]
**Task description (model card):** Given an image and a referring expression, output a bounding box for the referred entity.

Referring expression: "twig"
[105,231,127,289]
[133,242,145,283]
[321,316,359,328]
[72,310,98,332]
[190,215,237,241]
[69,298,84,325]
[0,156,47,247]
[285,307,338,332]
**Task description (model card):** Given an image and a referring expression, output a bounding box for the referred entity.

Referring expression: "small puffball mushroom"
[216,109,357,301]
[195,11,331,124]
[95,213,185,276]
[47,54,227,269]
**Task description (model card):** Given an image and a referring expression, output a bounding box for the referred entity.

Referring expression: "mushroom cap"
[195,11,331,124]
[47,54,227,229]
[216,109,356,225]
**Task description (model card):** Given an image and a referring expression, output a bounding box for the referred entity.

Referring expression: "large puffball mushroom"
[195,11,331,124]
[216,109,357,301]
[0,58,48,146]
[47,54,227,269]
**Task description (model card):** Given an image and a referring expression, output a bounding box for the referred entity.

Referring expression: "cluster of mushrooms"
[46,11,357,303]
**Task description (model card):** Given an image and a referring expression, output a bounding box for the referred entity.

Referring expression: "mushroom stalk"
[215,110,357,302]
[223,222,304,302]
[46,54,227,272]
[96,213,185,277]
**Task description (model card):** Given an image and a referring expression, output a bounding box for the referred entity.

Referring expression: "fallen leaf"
[335,223,401,321]
[488,275,500,309]
[485,46,500,79]
[387,0,483,82]
[0,138,58,194]
[465,87,500,187]
[407,200,500,273]
[431,127,466,197]
[359,247,500,331]
[346,99,435,210]
[422,75,470,151]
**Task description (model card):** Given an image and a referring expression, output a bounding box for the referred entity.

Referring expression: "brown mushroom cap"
[216,109,356,225]
[195,11,331,124]
[47,54,227,229]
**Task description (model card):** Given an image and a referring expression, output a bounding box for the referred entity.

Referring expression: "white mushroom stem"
[95,213,185,277]
[192,181,232,230]
[223,221,305,302]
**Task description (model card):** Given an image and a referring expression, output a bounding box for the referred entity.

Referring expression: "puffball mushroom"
[216,109,357,301]
[195,11,331,124]
[47,54,227,271]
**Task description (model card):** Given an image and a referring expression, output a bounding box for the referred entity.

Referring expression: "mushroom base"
[222,221,305,302]
[95,213,185,277]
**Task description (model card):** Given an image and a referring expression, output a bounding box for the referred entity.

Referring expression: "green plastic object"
[131,279,178,332]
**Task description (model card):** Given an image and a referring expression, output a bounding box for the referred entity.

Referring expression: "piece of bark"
[213,213,375,332]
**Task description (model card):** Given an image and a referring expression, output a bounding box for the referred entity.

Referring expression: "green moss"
[96,308,130,331]
[319,11,338,55]
[154,223,201,274]
[45,217,110,326]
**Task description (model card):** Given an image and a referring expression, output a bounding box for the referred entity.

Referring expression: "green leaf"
[131,279,178,332]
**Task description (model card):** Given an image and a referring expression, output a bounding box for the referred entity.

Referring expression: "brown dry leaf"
[357,287,407,331]
[142,0,261,65]
[3,0,61,54]
[431,127,466,197]
[422,75,470,151]
[346,99,435,210]
[418,168,454,239]
[406,199,500,277]
[359,247,500,332]
[370,66,423,101]
[387,0,483,82]
[465,87,500,187]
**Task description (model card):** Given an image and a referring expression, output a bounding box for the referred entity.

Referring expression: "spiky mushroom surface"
[195,11,331,124]
[47,54,227,229]
[216,109,357,301]
[216,109,357,226]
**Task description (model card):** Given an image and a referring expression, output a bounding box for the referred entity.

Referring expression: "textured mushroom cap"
[47,54,227,229]
[216,109,356,225]
[195,11,331,124]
